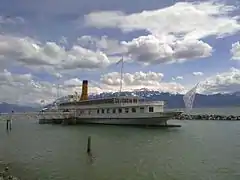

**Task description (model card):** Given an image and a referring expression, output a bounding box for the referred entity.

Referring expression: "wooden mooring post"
[6,119,12,131]
[6,119,9,131]
[6,111,13,131]
[87,136,92,154]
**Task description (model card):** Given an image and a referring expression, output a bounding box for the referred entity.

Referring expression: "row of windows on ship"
[63,106,154,114]
[62,98,141,106]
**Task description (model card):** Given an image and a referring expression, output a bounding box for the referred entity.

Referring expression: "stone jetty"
[174,113,240,121]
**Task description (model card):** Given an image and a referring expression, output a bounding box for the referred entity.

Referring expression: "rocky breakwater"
[175,113,240,121]
[0,167,19,180]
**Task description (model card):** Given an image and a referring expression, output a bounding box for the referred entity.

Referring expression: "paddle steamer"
[40,80,182,125]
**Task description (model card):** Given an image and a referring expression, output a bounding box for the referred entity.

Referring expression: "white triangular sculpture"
[183,83,199,112]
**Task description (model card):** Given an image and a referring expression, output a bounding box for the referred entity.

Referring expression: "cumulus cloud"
[83,1,240,65]
[0,34,113,72]
[0,70,185,105]
[172,76,183,81]
[0,69,56,105]
[52,72,63,78]
[231,41,240,60]
[63,78,102,94]
[77,35,127,56]
[84,1,240,39]
[193,71,204,76]
[62,71,185,94]
[0,70,103,105]
[122,35,212,64]
[101,71,163,86]
[64,78,83,88]
[100,71,185,93]
[199,68,240,94]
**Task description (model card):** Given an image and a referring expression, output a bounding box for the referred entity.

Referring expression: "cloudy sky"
[0,0,240,105]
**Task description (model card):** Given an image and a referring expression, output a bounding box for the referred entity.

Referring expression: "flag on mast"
[116,56,123,65]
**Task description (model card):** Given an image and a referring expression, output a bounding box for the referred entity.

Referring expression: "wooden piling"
[9,119,12,130]
[6,120,9,131]
[6,110,14,131]
[6,120,12,131]
[87,136,91,153]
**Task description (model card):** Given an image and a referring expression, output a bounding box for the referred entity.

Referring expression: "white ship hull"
[39,111,182,126]
[75,117,168,125]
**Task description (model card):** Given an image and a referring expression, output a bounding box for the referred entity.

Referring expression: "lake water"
[0,107,240,180]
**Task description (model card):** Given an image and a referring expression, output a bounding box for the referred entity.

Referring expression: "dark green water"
[1,108,240,180]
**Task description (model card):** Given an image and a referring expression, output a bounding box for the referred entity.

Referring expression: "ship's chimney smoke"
[80,80,88,101]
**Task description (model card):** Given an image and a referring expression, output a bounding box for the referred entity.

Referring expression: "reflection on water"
[0,107,240,180]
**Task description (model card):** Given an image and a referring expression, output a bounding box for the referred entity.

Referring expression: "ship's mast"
[116,56,124,97]
[57,83,60,100]
[56,73,61,101]
[119,56,124,95]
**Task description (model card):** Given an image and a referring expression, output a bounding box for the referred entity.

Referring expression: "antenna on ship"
[55,73,62,105]
[116,56,124,97]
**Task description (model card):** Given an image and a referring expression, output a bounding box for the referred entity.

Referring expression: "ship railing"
[56,101,166,109]
[138,101,165,105]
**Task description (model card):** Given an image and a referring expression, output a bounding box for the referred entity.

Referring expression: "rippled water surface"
[1,107,240,180]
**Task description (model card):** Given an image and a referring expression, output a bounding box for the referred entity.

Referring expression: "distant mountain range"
[0,102,37,113]
[0,91,239,113]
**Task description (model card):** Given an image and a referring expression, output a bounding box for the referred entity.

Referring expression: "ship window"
[125,108,129,113]
[107,109,110,113]
[132,108,136,113]
[149,107,154,112]
[113,109,116,113]
[118,108,122,113]
[140,107,144,113]
[101,109,104,114]
[88,110,91,114]
[97,109,100,114]
[133,99,138,103]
